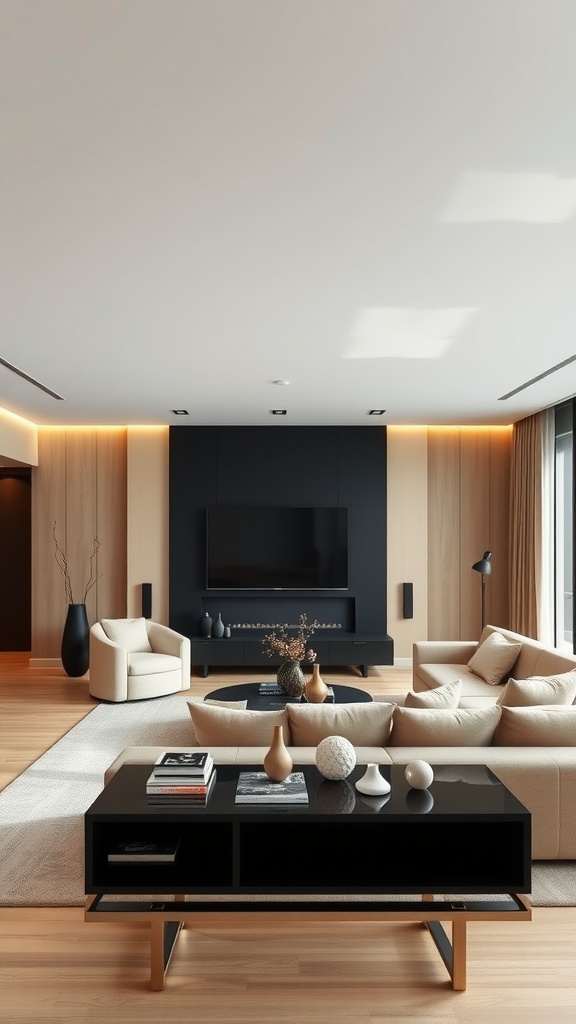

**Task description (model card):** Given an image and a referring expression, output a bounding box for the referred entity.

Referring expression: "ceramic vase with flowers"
[262,613,319,698]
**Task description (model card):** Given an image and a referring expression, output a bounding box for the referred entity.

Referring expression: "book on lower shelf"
[107,838,181,863]
[146,769,217,805]
[235,771,309,804]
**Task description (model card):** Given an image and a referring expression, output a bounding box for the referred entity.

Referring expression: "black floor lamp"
[472,551,492,630]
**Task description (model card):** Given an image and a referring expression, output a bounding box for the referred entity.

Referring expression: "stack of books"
[258,681,335,702]
[146,750,216,805]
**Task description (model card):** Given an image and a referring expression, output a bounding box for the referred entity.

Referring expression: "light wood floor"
[1,653,576,1023]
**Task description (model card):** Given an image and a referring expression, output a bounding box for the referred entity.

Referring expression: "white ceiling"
[2,0,576,428]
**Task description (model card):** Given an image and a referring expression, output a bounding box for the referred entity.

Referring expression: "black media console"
[192,631,393,678]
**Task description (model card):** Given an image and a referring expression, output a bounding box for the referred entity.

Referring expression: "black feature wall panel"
[169,426,387,638]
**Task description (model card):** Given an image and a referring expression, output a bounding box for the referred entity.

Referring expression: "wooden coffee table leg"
[150,917,183,991]
[451,918,467,991]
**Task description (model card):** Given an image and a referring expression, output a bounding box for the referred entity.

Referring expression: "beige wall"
[29,423,512,662]
[386,428,428,661]
[126,427,169,623]
[0,408,38,465]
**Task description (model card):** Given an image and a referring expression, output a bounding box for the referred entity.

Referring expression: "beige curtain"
[509,413,543,638]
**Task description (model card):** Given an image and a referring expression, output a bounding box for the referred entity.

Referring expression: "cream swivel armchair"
[89,617,191,702]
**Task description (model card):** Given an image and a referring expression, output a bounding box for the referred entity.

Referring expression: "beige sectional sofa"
[105,654,576,862]
[413,623,576,706]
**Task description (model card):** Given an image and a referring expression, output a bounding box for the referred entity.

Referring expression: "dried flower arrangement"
[262,613,319,664]
[52,521,100,604]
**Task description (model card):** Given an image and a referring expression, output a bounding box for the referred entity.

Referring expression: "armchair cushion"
[128,652,183,676]
[101,617,152,653]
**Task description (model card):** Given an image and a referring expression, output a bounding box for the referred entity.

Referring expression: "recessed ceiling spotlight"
[272,379,290,386]
[368,409,386,415]
[171,409,189,415]
[271,409,287,415]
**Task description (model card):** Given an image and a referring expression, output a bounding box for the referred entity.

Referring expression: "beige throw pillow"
[100,617,152,653]
[467,632,522,686]
[188,702,289,745]
[286,702,395,747]
[493,705,576,746]
[497,670,576,707]
[187,698,248,744]
[388,706,501,747]
[404,679,462,709]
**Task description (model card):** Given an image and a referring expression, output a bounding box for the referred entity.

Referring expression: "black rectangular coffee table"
[85,763,531,990]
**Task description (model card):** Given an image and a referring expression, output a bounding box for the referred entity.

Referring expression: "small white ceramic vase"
[405,759,434,790]
[355,763,391,796]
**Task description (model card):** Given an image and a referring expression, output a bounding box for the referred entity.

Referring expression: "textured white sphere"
[315,735,357,780]
[405,759,434,790]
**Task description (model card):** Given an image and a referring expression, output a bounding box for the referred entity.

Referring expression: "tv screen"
[206,506,348,590]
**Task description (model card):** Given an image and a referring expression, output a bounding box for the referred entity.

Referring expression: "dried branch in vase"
[262,613,319,663]
[52,522,101,604]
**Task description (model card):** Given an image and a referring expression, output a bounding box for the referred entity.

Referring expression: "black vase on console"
[212,612,225,638]
[199,612,212,637]
[61,603,89,677]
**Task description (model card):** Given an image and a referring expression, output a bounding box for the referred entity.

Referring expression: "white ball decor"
[405,759,434,790]
[315,735,357,780]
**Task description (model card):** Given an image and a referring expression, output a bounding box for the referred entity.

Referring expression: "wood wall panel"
[427,430,461,639]
[96,430,127,620]
[426,427,513,643]
[31,433,67,658]
[489,430,512,630]
[460,432,491,639]
[64,432,98,624]
[31,429,128,661]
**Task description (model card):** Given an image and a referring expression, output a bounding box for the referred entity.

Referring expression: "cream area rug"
[0,692,574,907]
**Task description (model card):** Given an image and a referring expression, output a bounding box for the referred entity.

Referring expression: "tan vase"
[305,663,329,704]
[263,724,293,782]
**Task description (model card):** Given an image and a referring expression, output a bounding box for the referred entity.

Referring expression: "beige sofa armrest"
[413,640,477,669]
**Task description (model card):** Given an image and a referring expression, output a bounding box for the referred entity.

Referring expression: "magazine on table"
[152,751,214,779]
[235,771,308,804]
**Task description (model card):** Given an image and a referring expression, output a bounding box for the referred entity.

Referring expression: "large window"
[554,401,574,650]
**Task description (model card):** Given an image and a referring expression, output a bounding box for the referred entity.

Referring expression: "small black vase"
[61,603,89,677]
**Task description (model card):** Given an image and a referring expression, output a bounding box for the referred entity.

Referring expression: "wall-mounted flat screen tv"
[206,506,348,590]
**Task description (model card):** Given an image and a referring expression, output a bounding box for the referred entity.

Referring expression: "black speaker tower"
[141,583,152,619]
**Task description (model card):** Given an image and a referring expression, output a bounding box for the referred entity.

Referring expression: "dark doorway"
[0,469,31,651]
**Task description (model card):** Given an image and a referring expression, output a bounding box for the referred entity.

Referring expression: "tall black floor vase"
[61,603,89,677]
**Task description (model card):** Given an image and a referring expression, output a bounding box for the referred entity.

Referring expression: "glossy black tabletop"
[88,762,528,822]
[204,681,372,709]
